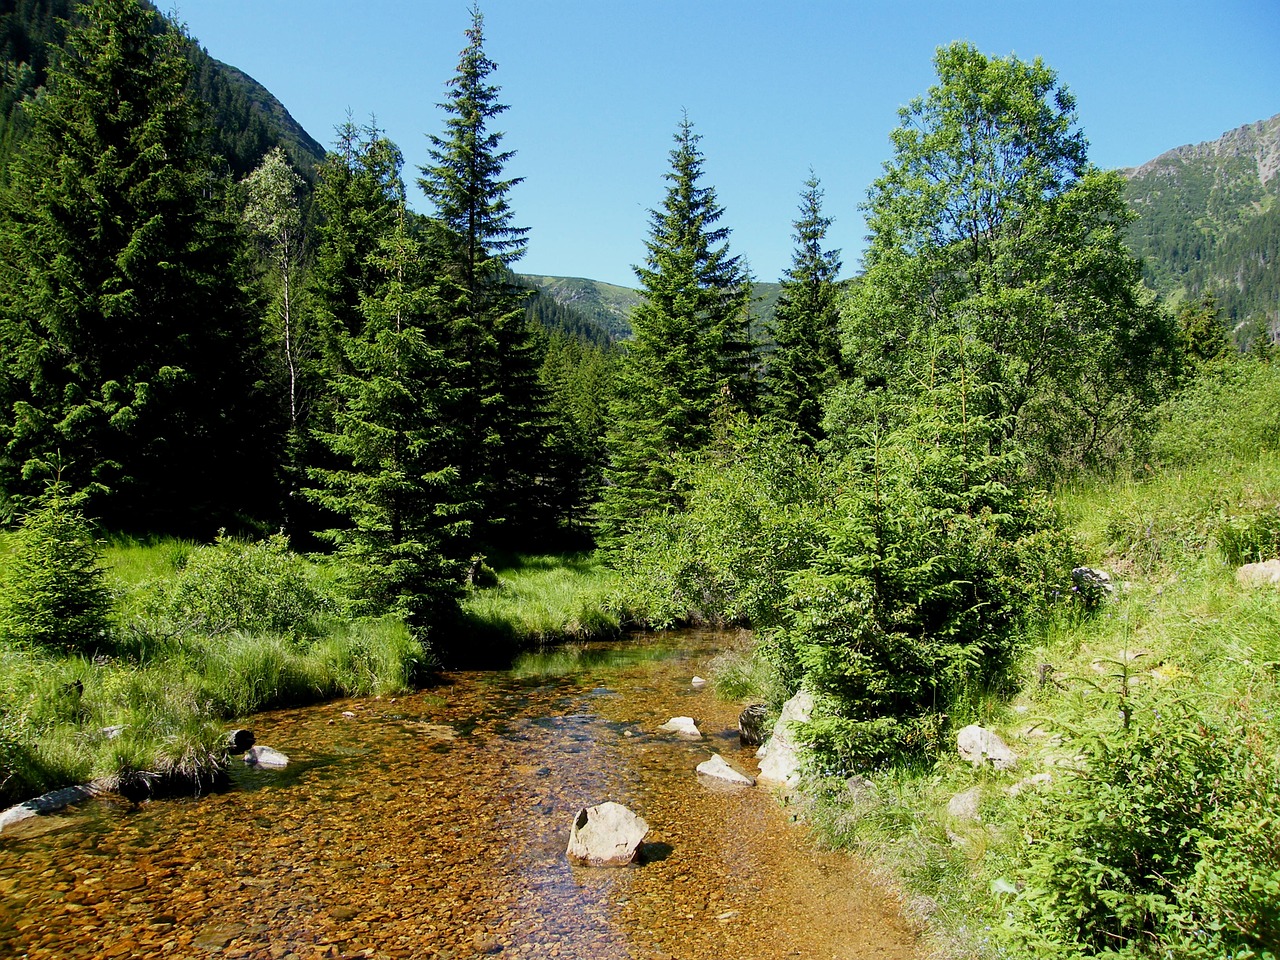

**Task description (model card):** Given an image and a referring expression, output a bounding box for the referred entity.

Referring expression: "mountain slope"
[521,274,783,342]
[1123,112,1280,340]
[0,0,324,180]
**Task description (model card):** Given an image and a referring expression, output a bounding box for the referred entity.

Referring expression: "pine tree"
[763,173,843,445]
[307,183,473,634]
[417,5,550,548]
[0,0,278,532]
[597,115,754,547]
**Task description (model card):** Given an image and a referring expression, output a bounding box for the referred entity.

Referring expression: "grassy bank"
[0,534,425,806]
[752,363,1280,959]
[459,552,627,653]
[0,535,626,809]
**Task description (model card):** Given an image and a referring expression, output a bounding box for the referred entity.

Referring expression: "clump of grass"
[461,553,625,649]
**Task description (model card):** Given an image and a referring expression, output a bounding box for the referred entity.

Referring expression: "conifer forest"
[1,2,1278,959]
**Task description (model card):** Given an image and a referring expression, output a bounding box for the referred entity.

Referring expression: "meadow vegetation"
[681,358,1280,960]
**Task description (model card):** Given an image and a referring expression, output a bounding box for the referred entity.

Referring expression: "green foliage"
[598,115,755,547]
[763,172,844,445]
[614,413,825,629]
[145,533,330,639]
[0,481,112,653]
[844,42,1177,477]
[308,191,473,633]
[0,0,280,531]
[1010,697,1279,960]
[460,553,623,653]
[417,6,552,548]
[779,355,1075,769]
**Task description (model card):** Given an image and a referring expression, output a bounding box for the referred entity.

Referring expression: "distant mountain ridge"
[521,274,783,342]
[1122,112,1280,341]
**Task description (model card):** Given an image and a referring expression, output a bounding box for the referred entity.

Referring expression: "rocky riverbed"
[0,630,916,959]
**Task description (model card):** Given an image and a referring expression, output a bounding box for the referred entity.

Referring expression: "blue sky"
[171,0,1279,288]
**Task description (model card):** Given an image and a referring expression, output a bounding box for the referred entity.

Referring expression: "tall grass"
[460,552,625,649]
[0,536,425,806]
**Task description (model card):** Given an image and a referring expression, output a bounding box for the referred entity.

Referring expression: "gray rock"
[566,801,649,866]
[946,786,982,822]
[657,716,702,739]
[756,689,814,786]
[738,704,768,746]
[243,745,289,769]
[696,753,756,786]
[956,725,1018,771]
[1007,772,1054,797]
[1071,566,1114,607]
[690,676,707,688]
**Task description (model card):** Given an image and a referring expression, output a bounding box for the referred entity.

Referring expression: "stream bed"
[0,630,916,959]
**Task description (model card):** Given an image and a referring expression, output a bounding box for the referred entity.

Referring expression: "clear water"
[0,630,915,959]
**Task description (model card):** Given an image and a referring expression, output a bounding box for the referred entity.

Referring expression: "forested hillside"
[0,0,324,179]
[1123,112,1280,343]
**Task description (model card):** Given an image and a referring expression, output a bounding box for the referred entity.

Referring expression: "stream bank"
[0,630,916,959]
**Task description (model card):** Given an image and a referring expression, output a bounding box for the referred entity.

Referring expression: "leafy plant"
[147,532,331,638]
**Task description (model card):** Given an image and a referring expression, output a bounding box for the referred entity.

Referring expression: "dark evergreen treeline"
[0,0,325,182]
[0,0,615,655]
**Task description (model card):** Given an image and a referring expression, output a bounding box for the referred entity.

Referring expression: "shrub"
[779,391,1076,771]
[149,533,331,637]
[0,482,113,654]
[614,414,827,629]
[1009,697,1279,959]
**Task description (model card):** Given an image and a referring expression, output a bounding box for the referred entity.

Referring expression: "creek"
[0,630,916,959]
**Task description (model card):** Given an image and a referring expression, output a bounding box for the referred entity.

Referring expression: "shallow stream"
[0,630,916,959]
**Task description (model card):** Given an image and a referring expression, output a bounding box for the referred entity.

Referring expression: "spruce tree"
[0,0,277,532]
[307,176,473,634]
[597,115,754,547]
[763,173,843,445]
[418,5,550,548]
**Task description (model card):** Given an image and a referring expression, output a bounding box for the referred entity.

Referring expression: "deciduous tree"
[840,42,1177,474]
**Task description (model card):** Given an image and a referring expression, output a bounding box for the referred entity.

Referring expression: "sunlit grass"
[461,552,626,647]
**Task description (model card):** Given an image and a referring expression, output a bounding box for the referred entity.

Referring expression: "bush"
[148,532,331,638]
[614,415,827,629]
[779,391,1076,771]
[1010,697,1280,959]
[0,482,113,654]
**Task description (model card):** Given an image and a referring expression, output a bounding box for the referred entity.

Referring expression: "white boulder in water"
[756,689,814,786]
[658,716,702,739]
[244,745,289,769]
[566,801,649,866]
[696,753,755,786]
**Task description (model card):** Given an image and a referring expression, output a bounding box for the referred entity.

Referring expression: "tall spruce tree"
[597,115,754,548]
[418,5,550,548]
[306,163,473,634]
[0,0,277,531]
[763,173,843,445]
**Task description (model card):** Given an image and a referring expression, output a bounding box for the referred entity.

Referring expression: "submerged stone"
[658,716,702,739]
[696,753,755,786]
[244,745,289,769]
[565,801,649,866]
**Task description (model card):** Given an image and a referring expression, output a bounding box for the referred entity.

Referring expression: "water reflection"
[0,630,915,959]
